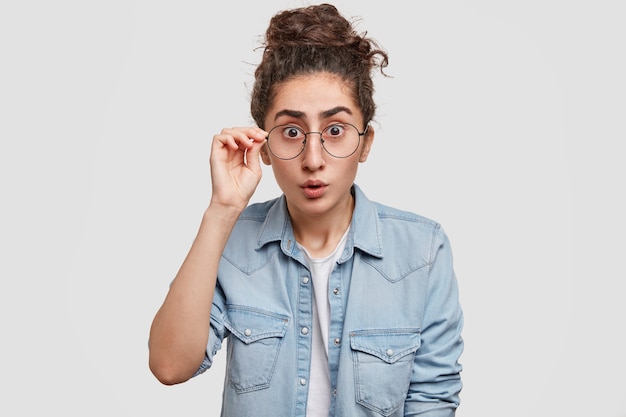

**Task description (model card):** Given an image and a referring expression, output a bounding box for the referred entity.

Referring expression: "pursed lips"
[301,180,327,198]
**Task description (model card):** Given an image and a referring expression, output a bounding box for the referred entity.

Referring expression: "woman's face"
[261,72,374,221]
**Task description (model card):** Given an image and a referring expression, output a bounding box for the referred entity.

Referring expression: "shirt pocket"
[224,305,289,393]
[350,329,421,416]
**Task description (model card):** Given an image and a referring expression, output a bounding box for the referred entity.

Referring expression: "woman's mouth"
[302,181,327,198]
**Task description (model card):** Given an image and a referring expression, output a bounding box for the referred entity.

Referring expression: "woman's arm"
[148,127,267,385]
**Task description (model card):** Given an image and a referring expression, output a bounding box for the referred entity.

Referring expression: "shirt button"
[386,348,394,356]
[332,287,340,295]
[300,378,307,385]
[302,276,309,284]
[333,338,341,346]
[244,329,252,337]
[333,389,337,396]
[301,327,309,335]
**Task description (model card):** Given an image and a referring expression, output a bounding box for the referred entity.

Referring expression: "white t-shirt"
[297,227,349,417]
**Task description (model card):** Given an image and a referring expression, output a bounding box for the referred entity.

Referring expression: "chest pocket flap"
[225,305,289,344]
[350,329,420,364]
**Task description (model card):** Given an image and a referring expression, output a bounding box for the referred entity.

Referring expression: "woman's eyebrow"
[320,106,353,119]
[273,109,305,121]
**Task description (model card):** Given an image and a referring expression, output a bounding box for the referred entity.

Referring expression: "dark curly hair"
[251,3,388,130]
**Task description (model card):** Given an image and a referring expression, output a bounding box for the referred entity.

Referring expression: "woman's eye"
[326,125,345,137]
[284,127,302,138]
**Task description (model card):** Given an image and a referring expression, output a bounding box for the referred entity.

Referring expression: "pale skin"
[148,72,374,385]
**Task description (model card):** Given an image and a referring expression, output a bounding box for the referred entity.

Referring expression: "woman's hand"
[208,127,267,211]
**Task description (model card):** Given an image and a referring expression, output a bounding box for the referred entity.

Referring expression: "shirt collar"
[256,184,383,259]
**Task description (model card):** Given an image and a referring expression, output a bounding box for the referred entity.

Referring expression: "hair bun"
[265,3,359,49]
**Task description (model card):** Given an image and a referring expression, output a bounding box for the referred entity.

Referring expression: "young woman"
[149,4,464,416]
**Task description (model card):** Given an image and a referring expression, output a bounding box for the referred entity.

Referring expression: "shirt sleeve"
[193,281,227,377]
[404,225,464,416]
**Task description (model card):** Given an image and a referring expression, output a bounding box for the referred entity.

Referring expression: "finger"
[221,127,267,148]
[214,133,239,151]
[245,140,265,174]
[249,127,268,143]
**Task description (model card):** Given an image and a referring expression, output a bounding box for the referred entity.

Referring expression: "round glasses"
[265,123,367,160]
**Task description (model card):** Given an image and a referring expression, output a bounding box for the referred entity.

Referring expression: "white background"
[1,1,624,416]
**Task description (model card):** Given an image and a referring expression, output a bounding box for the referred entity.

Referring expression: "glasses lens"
[321,123,360,158]
[267,125,306,159]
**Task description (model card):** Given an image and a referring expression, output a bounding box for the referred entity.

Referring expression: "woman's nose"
[301,133,326,170]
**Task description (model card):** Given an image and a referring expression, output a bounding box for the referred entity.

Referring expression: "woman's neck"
[289,196,354,258]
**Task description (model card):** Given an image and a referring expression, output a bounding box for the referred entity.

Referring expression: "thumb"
[245,142,264,177]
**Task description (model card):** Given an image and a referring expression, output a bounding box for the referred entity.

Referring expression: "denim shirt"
[196,184,464,417]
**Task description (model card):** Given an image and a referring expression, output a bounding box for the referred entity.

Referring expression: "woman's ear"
[359,125,375,163]
[260,142,272,165]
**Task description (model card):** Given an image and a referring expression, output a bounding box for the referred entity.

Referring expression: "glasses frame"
[265,123,368,160]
